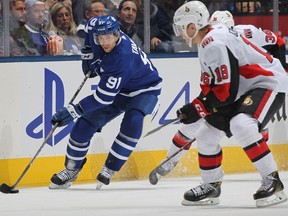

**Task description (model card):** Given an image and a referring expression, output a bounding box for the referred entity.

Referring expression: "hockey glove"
[51,104,83,127]
[81,47,97,78]
[177,98,211,124]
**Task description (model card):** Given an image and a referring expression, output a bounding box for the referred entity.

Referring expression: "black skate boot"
[49,158,87,189]
[149,160,178,185]
[254,171,287,207]
[182,182,222,206]
[96,166,115,190]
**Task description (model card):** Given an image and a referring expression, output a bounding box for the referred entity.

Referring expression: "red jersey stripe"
[239,64,274,78]
[253,89,272,119]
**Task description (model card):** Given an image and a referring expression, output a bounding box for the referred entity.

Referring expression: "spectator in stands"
[9,0,26,32]
[46,1,81,55]
[117,0,139,39]
[8,0,27,56]
[73,0,116,26]
[10,0,62,56]
[136,0,175,53]
[117,0,152,50]
[77,0,109,39]
[117,0,175,53]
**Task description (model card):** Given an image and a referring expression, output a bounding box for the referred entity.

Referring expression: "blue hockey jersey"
[79,19,162,113]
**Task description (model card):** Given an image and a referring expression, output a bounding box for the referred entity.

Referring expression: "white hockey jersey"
[197,23,288,108]
[233,24,288,71]
[233,24,278,47]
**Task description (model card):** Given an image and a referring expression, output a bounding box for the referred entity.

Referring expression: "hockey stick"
[149,138,196,185]
[142,117,181,138]
[0,71,91,194]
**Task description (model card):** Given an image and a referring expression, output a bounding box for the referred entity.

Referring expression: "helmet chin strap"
[184,28,198,48]
[188,38,193,48]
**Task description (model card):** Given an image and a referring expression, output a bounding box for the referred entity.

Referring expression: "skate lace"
[259,175,276,191]
[58,169,78,181]
[100,166,115,179]
[192,183,215,196]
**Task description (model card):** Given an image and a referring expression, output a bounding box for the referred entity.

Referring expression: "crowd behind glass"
[0,0,287,57]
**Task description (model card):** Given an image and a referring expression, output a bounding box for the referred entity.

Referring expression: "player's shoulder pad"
[234,24,258,35]
[200,24,227,49]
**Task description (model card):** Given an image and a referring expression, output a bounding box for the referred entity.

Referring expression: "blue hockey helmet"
[93,15,120,36]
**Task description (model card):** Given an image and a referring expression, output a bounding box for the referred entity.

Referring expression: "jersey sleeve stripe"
[120,82,162,97]
[93,91,113,105]
[97,86,119,96]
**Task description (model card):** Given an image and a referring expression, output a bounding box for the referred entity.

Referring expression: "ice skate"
[182,182,221,206]
[49,158,86,189]
[149,160,178,185]
[96,166,115,190]
[254,171,287,207]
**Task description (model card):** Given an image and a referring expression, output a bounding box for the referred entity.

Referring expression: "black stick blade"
[0,183,19,194]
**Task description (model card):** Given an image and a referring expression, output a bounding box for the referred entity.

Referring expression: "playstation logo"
[26,68,74,147]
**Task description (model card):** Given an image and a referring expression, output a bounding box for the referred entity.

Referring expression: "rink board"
[0,144,288,187]
[0,57,288,187]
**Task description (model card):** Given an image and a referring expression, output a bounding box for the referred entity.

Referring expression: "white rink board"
[0,57,287,159]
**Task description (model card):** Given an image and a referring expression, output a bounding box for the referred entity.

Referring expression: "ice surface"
[0,172,287,216]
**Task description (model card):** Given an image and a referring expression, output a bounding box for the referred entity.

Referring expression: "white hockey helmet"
[173,0,210,42]
[210,10,235,29]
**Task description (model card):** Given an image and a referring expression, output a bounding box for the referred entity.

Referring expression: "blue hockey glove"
[177,98,211,124]
[81,47,97,78]
[51,104,83,127]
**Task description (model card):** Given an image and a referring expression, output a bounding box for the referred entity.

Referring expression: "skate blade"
[182,197,220,206]
[149,171,162,185]
[96,181,104,190]
[256,191,287,207]
[49,182,72,190]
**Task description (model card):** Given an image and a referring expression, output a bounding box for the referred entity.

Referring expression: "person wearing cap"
[10,0,61,55]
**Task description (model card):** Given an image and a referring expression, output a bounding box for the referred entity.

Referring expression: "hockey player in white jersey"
[160,1,287,207]
[49,15,162,189]
[210,10,288,71]
[150,8,288,185]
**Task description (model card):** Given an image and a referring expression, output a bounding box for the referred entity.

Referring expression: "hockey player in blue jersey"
[49,15,162,189]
